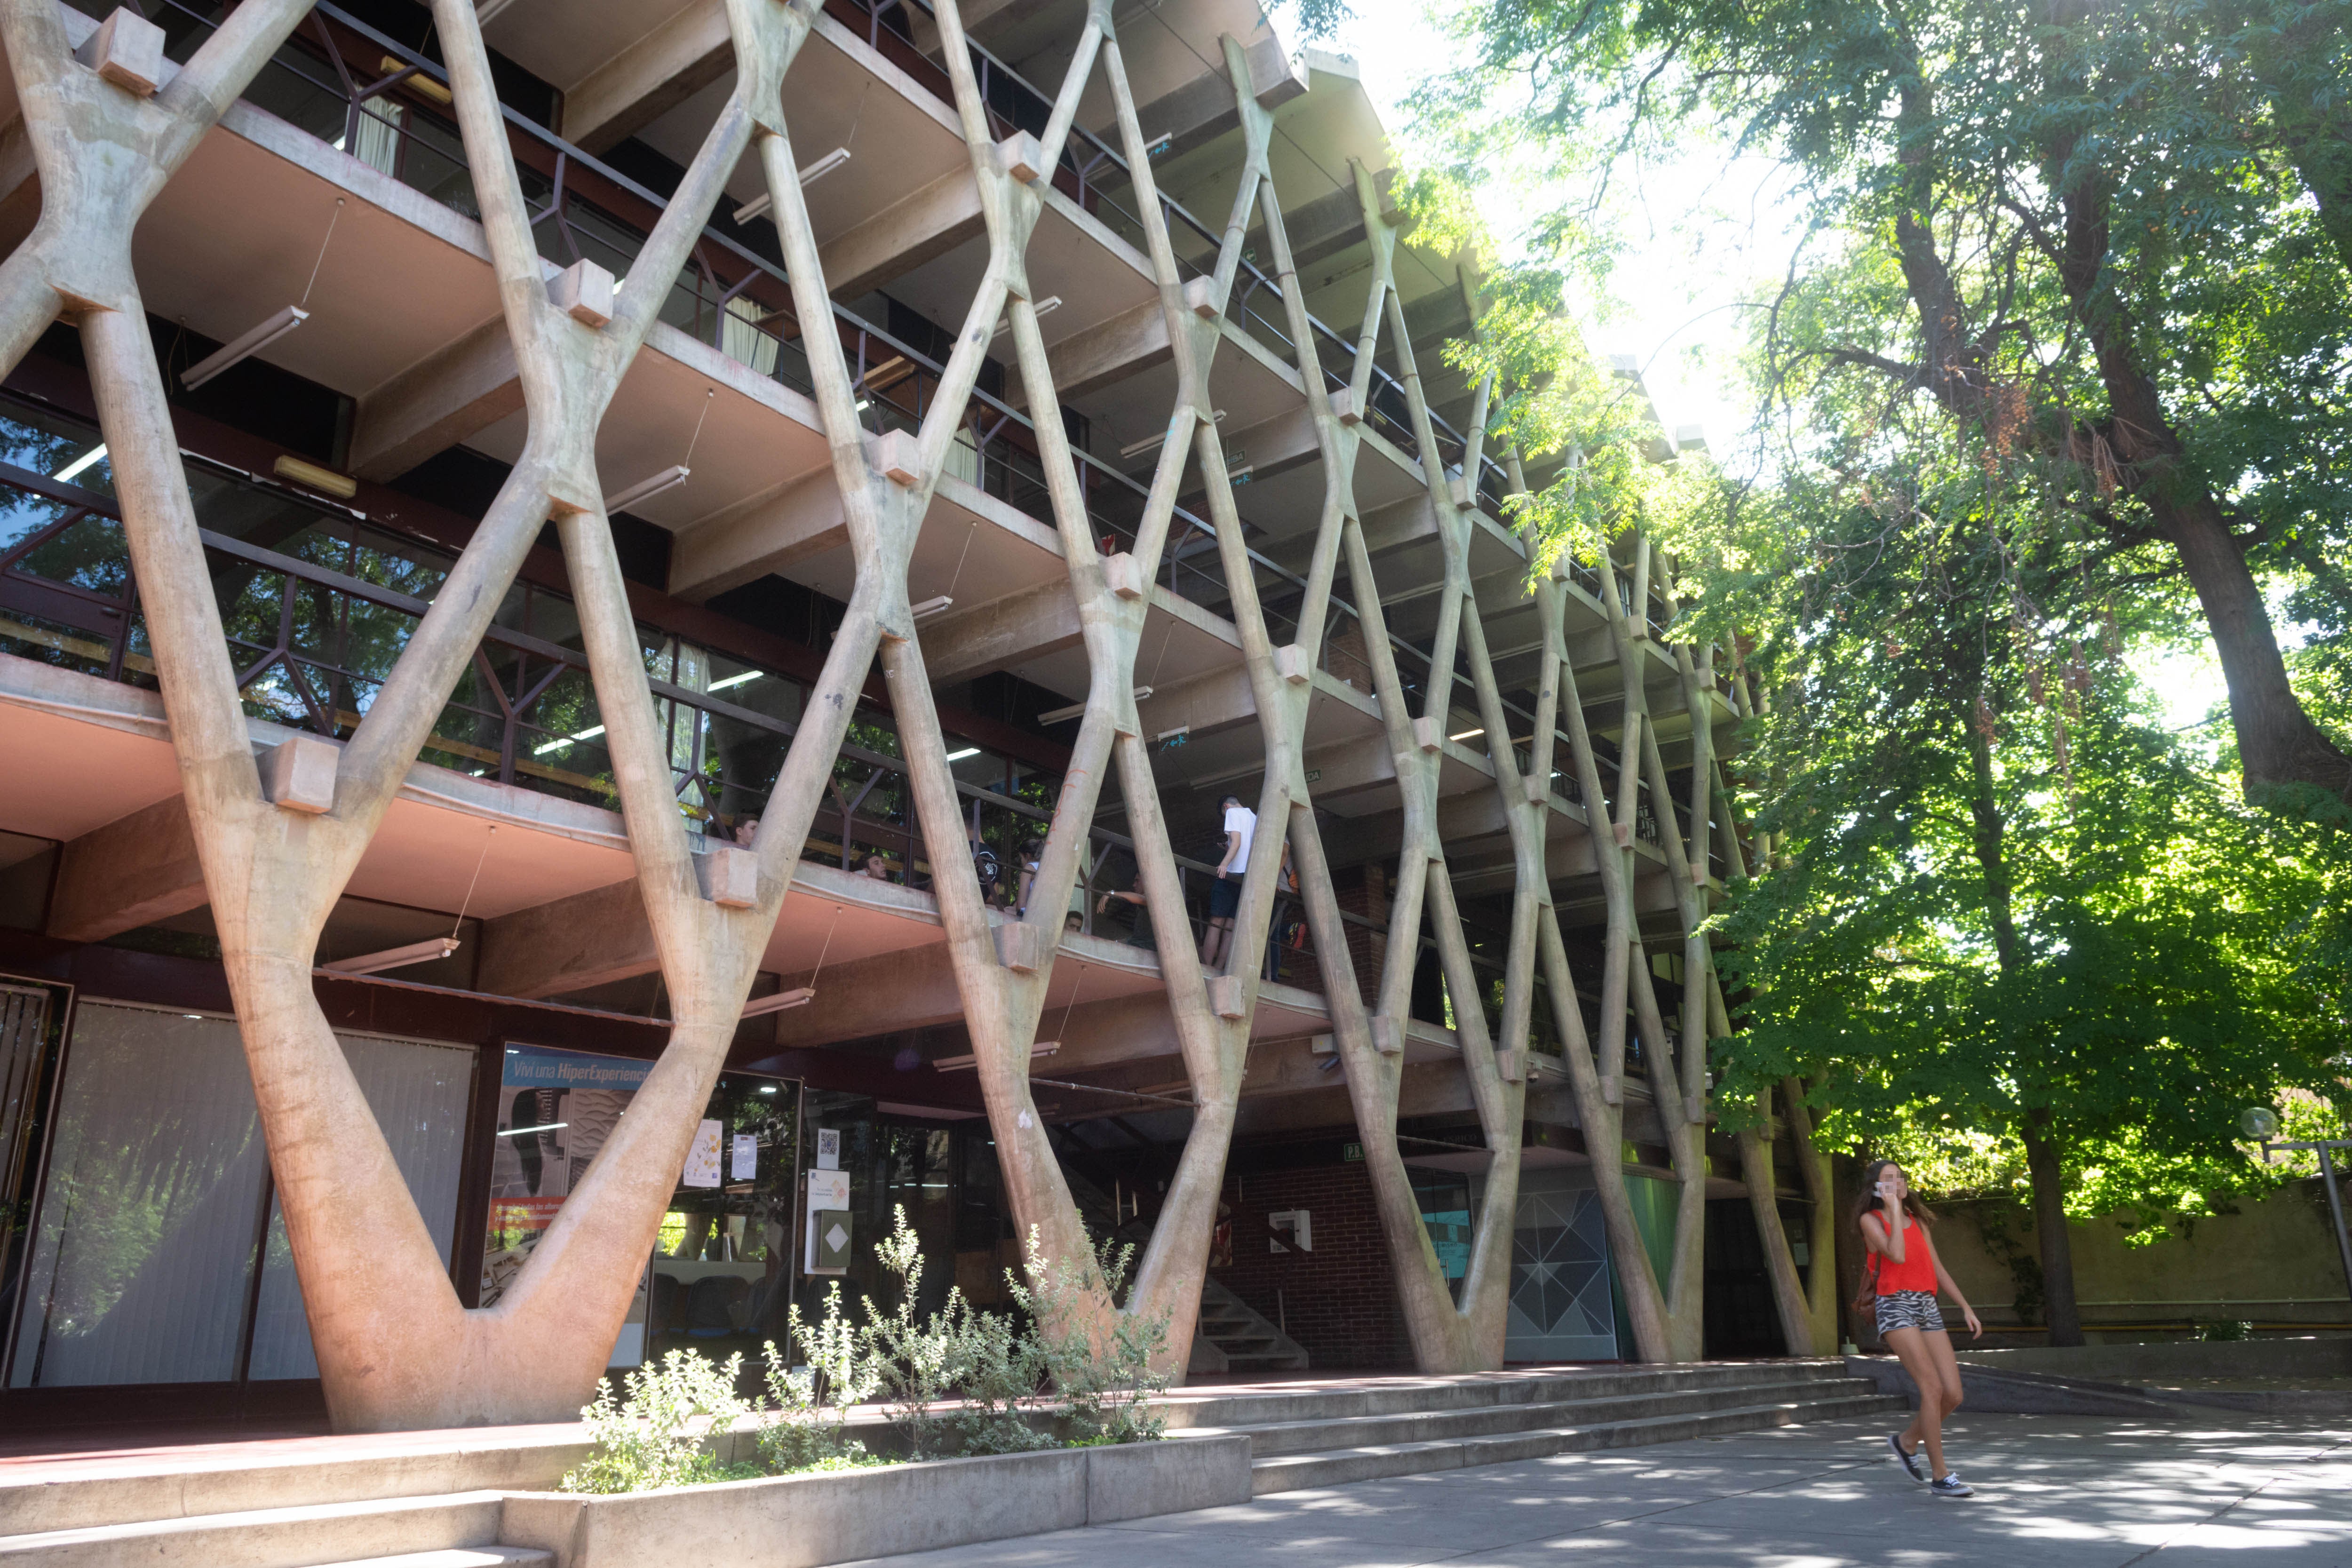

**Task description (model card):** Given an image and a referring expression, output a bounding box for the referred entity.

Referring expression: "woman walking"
[1857,1159,1982,1497]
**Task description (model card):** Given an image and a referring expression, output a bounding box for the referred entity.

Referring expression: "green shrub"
[561,1349,761,1494]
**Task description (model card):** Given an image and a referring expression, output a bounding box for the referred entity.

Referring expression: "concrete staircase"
[1189,1278,1311,1373]
[1163,1361,1904,1494]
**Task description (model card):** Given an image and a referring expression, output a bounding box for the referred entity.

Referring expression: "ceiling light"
[758,1083,778,1094]
[322,936,460,975]
[709,669,763,692]
[992,295,1062,337]
[181,306,307,390]
[731,148,853,223]
[741,986,815,1018]
[535,723,604,755]
[1119,409,1224,460]
[275,455,358,500]
[475,0,520,23]
[378,56,452,105]
[604,465,690,515]
[1036,686,1152,726]
[933,1041,1059,1071]
[55,443,106,483]
[1450,728,1484,741]
[944,746,981,761]
[910,596,954,619]
[497,1120,567,1137]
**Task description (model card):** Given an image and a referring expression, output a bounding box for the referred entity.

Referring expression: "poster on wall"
[481,1045,654,1313]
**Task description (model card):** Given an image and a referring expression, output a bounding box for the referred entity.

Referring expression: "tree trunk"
[2021,1114,2083,1346]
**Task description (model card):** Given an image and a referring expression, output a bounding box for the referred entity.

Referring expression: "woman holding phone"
[1857,1159,1982,1497]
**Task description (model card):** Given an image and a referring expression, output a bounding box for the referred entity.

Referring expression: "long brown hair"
[1851,1157,1935,1236]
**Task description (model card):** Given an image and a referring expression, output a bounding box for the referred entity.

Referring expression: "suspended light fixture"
[932,1041,1058,1071]
[322,936,460,975]
[1119,409,1224,460]
[992,295,1062,337]
[182,306,307,390]
[909,595,955,620]
[604,464,690,516]
[1036,686,1152,726]
[741,985,816,1018]
[732,148,854,224]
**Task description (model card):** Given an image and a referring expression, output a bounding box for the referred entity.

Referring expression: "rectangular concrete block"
[548,261,614,327]
[1368,1014,1402,1055]
[994,920,1048,973]
[75,8,165,96]
[1411,716,1443,753]
[1272,644,1311,685]
[1328,389,1361,426]
[1103,552,1144,600]
[260,736,339,813]
[1207,974,1245,1019]
[501,1447,1092,1568]
[869,430,921,486]
[1086,1435,1250,1524]
[696,845,759,908]
[994,131,1048,183]
[1182,276,1218,320]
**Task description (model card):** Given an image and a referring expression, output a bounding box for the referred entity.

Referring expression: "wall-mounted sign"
[731,1133,758,1182]
[683,1119,723,1188]
[815,1127,841,1170]
[484,1046,655,1311]
[805,1167,851,1275]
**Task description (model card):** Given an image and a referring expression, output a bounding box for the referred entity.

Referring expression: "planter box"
[499,1435,1253,1568]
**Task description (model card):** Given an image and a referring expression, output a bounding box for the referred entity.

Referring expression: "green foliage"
[564,1209,1173,1494]
[561,1350,761,1494]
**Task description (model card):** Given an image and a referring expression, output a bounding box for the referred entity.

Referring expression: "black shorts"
[1208,876,1241,918]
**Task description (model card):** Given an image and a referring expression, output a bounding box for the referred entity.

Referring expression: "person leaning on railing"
[1199,795,1255,971]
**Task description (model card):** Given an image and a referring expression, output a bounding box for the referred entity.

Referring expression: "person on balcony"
[1097,869,1157,955]
[1200,795,1255,970]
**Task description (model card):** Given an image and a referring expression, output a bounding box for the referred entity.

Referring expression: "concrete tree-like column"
[866,11,1357,1370]
[0,0,882,1429]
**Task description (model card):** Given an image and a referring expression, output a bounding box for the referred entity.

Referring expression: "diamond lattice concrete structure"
[0,0,1836,1441]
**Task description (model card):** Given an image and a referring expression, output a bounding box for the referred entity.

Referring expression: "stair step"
[1231,1377,1885,1456]
[310,1553,551,1568]
[1162,1360,1857,1433]
[0,1491,507,1568]
[1248,1393,1905,1495]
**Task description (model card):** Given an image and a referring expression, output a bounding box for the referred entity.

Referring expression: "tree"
[1697,422,2347,1342]
[1409,0,2352,807]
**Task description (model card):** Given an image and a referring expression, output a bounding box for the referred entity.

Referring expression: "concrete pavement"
[839,1412,2352,1568]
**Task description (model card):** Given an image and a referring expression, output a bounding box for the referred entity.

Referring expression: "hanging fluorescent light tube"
[992,295,1062,337]
[497,1120,567,1137]
[1118,409,1224,459]
[322,936,460,975]
[945,746,982,761]
[475,0,520,25]
[1155,723,1188,743]
[181,306,307,390]
[732,148,854,223]
[910,596,954,619]
[741,986,816,1018]
[55,443,106,483]
[1450,727,1485,741]
[932,1041,1059,1071]
[604,465,690,515]
[1036,685,1152,726]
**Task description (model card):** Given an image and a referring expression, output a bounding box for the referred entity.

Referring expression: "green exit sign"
[1343,1141,1364,1162]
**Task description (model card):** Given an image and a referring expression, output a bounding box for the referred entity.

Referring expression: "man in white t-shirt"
[1201,793,1255,969]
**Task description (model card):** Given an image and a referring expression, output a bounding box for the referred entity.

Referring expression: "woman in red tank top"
[1856,1159,1982,1497]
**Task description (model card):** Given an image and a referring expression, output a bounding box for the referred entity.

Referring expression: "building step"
[306,1553,550,1568]
[1226,1376,1889,1457]
[0,1490,506,1568]
[1248,1392,1907,1495]
[1158,1359,1857,1431]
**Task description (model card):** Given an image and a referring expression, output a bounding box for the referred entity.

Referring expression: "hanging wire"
[1047,962,1087,1043]
[301,198,345,308]
[806,903,846,994]
[448,823,496,942]
[684,387,715,465]
[944,517,978,601]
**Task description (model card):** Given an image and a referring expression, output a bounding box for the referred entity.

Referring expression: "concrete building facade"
[0,0,1824,1436]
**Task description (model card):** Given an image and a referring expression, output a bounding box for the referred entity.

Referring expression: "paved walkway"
[843,1413,2352,1568]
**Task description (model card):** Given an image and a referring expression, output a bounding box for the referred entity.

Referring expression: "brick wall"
[1211,1160,1413,1370]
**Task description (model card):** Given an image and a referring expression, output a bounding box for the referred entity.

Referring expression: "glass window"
[8,1005,473,1388]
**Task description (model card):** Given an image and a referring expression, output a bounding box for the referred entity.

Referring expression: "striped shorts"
[1875,1290,1945,1335]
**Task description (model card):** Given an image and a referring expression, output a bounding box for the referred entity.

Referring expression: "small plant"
[561,1349,761,1494]
[2196,1318,2254,1342]
[1009,1227,1173,1445]
[756,1281,883,1473]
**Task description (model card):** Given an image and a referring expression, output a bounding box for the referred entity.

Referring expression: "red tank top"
[1868,1211,1937,1294]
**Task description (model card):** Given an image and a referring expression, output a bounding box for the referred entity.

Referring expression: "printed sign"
[483,1046,655,1311]
[731,1133,758,1182]
[815,1127,840,1170]
[683,1119,724,1188]
[805,1168,851,1274]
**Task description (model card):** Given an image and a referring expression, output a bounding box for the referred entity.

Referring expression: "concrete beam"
[559,0,734,155]
[349,316,520,482]
[771,942,966,1044]
[46,794,206,943]
[475,877,655,999]
[1017,299,1168,408]
[918,577,1085,684]
[1249,168,1391,274]
[1131,36,1308,165]
[907,0,1053,55]
[667,465,842,602]
[819,168,985,300]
